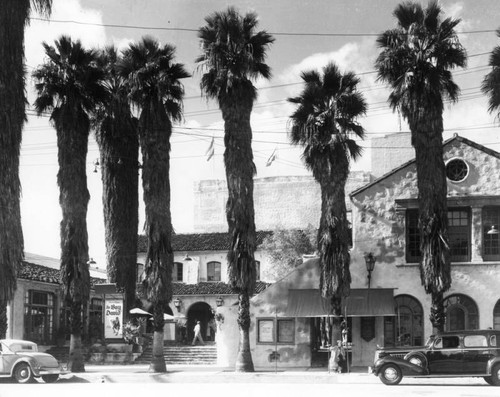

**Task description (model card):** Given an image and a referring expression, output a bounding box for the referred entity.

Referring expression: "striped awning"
[284,288,396,317]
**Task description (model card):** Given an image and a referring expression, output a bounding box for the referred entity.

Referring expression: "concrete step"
[136,345,217,365]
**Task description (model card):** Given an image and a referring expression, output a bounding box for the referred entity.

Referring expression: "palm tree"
[375,0,466,331]
[118,37,189,373]
[482,29,500,116]
[196,7,274,372]
[32,35,106,372]
[288,62,367,343]
[93,46,139,316]
[0,0,52,338]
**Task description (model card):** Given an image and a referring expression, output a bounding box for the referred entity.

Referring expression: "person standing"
[192,321,204,345]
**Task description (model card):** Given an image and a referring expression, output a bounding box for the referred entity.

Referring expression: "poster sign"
[104,299,124,339]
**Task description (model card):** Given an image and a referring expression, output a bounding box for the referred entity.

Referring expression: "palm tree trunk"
[235,292,254,372]
[0,0,28,328]
[0,303,7,338]
[139,107,173,373]
[67,300,85,372]
[56,110,91,372]
[149,305,166,373]
[410,109,450,332]
[97,118,139,315]
[221,91,256,372]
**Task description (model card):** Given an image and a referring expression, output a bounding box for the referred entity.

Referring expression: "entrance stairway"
[136,343,217,365]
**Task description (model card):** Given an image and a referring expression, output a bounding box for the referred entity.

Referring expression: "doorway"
[186,302,215,343]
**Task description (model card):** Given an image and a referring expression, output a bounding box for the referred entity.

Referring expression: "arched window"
[394,295,424,346]
[207,261,221,282]
[493,300,500,330]
[444,294,479,331]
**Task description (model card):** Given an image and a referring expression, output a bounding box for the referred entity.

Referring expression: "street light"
[364,252,376,289]
[487,225,499,235]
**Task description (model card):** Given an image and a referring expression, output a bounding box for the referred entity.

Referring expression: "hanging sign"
[104,299,124,339]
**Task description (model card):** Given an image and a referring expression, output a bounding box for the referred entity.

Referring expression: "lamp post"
[364,252,376,289]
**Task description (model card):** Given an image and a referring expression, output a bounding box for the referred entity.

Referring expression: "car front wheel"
[379,363,403,385]
[42,374,59,383]
[490,363,500,386]
[13,363,34,384]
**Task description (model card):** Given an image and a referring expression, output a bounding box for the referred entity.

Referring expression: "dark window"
[89,298,103,340]
[406,208,471,263]
[173,262,183,282]
[444,294,479,331]
[494,300,500,331]
[24,290,54,344]
[483,207,500,261]
[435,336,460,349]
[446,158,469,182]
[136,263,144,282]
[255,260,260,281]
[207,261,221,282]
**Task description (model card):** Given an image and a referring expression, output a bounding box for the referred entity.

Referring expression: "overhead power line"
[29,17,498,37]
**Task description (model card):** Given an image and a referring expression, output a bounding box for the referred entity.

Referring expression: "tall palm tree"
[32,35,106,372]
[93,46,139,316]
[0,0,52,338]
[196,7,274,372]
[118,37,189,373]
[375,0,466,331]
[288,62,367,343]
[482,29,500,116]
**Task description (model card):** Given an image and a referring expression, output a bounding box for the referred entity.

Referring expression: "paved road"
[0,365,498,397]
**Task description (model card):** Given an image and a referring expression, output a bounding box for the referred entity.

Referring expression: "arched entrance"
[444,294,479,331]
[186,302,215,343]
[493,300,500,330]
[394,294,424,346]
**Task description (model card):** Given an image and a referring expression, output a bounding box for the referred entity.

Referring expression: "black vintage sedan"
[372,329,500,385]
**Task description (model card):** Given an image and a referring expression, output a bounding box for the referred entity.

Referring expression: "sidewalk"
[61,363,376,384]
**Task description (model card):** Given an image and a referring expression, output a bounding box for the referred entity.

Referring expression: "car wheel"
[379,363,403,385]
[490,363,500,386]
[484,376,494,385]
[13,363,34,384]
[406,352,428,369]
[42,374,59,383]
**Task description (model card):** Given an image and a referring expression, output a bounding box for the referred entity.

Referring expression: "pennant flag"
[205,137,215,161]
[266,148,277,167]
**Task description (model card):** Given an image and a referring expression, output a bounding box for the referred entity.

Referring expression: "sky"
[19,0,500,267]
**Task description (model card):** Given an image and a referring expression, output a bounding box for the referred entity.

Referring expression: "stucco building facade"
[214,135,500,369]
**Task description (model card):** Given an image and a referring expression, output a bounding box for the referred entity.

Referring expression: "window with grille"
[483,207,500,261]
[207,261,221,282]
[406,208,470,263]
[24,290,54,344]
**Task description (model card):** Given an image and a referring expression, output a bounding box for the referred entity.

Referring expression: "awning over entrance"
[284,288,396,317]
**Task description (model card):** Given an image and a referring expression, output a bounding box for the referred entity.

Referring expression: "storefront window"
[384,294,423,347]
[257,318,295,344]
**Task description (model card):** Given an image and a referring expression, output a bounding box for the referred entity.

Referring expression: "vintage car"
[372,330,500,386]
[0,339,67,383]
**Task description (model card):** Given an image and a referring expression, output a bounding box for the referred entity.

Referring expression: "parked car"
[372,329,500,386]
[0,339,67,383]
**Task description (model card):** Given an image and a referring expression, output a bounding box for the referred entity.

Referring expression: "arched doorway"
[394,294,424,346]
[186,302,215,343]
[444,294,479,331]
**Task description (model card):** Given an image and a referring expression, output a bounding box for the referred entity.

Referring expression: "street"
[0,366,499,397]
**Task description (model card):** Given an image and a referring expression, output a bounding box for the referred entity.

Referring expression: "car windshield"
[425,336,435,348]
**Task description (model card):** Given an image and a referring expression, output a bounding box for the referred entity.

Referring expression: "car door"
[427,335,464,374]
[462,334,490,374]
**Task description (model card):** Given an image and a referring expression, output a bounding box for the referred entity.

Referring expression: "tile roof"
[17,261,106,287]
[137,230,273,253]
[137,281,270,297]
